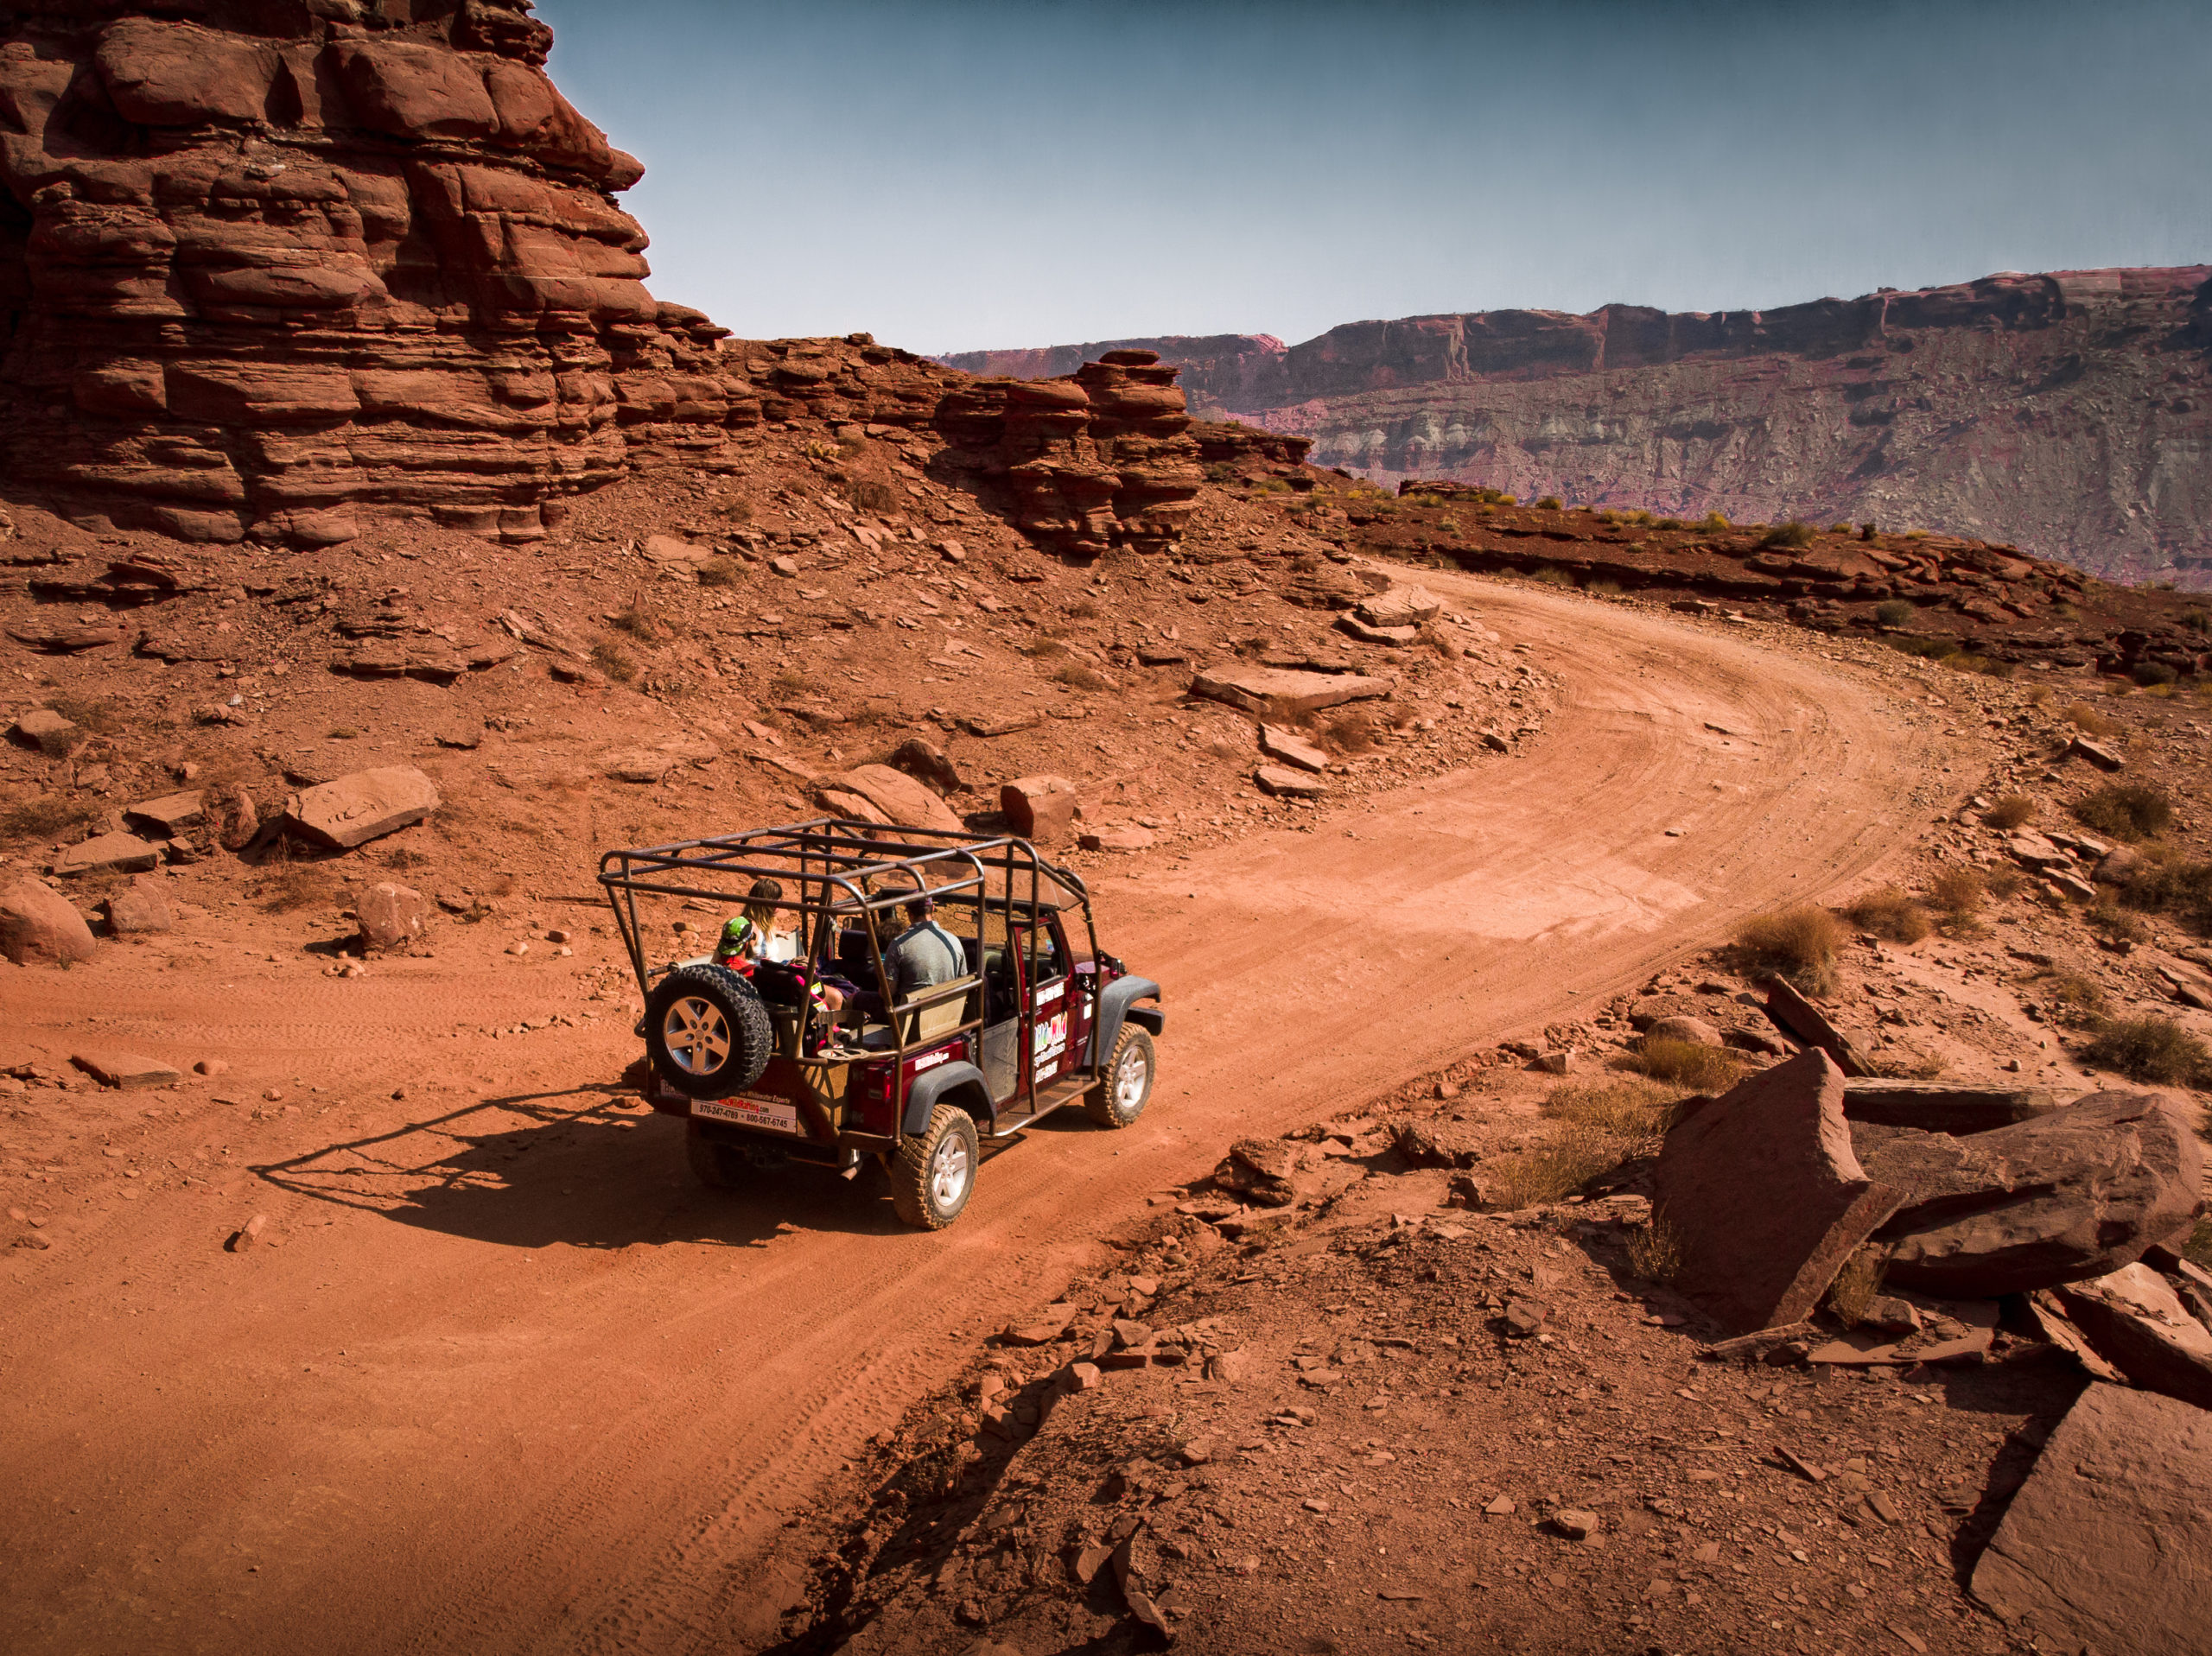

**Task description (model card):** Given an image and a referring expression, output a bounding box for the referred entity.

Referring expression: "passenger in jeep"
[713,878,786,970]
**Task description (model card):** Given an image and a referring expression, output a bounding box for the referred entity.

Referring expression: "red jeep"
[599,819,1163,1228]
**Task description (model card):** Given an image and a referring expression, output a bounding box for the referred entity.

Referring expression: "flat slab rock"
[1856,1090,2202,1297]
[1840,1077,2063,1135]
[1188,667,1394,717]
[285,767,440,849]
[53,831,163,877]
[1972,1382,2212,1654]
[73,1050,181,1089]
[1654,1047,1904,1336]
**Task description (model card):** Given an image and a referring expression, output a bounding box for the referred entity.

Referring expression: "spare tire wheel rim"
[664,996,731,1076]
[931,1134,971,1211]
[1116,1044,1148,1113]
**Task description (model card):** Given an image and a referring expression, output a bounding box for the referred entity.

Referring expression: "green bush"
[1758,521,1816,549]
[1874,599,1915,628]
[2133,661,2181,688]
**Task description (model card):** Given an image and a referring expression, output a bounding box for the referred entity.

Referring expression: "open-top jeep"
[599,818,1163,1229]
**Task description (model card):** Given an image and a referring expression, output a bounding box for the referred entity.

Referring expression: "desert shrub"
[1982,866,2026,899]
[2061,701,2119,737]
[2133,660,2181,688]
[1655,517,1686,531]
[0,794,98,843]
[1698,511,1731,532]
[1624,1217,1686,1283]
[45,695,125,735]
[607,601,658,641]
[1597,509,1619,525]
[1873,599,1915,627]
[1054,663,1113,692]
[1202,461,1236,484]
[766,667,811,699]
[1624,1037,1745,1092]
[1733,904,1845,993]
[2124,854,2212,930]
[1841,885,1932,943]
[1542,1076,1687,1152]
[1758,520,1816,549]
[1828,523,1852,536]
[1020,638,1070,660]
[2033,971,2108,1026]
[1928,867,1986,918]
[696,557,743,588]
[1888,636,1958,662]
[1319,711,1376,755]
[590,641,637,683]
[2081,1016,2212,1087]
[257,863,336,914]
[1826,1245,1889,1326]
[2086,898,2150,945]
[1066,597,1100,619]
[1534,495,1562,511]
[2073,782,2172,841]
[1489,1078,1684,1208]
[1417,622,1459,658]
[1982,794,2037,830]
[1529,566,1573,587]
[849,478,899,513]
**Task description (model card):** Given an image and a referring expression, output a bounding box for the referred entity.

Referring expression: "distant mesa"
[0,2,1216,561]
[941,266,2212,587]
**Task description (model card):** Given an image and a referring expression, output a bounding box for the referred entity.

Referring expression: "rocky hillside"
[941,267,2212,590]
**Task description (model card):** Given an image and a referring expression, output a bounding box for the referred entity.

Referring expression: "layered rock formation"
[944,267,2212,587]
[0,2,1202,559]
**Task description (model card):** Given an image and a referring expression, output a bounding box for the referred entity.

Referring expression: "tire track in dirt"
[0,581,1948,1655]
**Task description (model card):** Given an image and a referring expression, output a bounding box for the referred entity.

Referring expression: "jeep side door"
[1016,917,1084,1089]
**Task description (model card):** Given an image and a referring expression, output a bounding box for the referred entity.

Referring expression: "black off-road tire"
[890,1104,981,1231]
[645,963,773,1100]
[686,1120,743,1190]
[1085,1025,1155,1128]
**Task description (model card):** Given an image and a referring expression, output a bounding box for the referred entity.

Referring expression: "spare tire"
[645,962,774,1099]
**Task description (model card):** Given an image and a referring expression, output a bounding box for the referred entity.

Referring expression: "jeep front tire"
[1086,1024,1155,1128]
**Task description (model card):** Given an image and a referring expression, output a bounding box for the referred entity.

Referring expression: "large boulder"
[355,883,429,953]
[2053,1264,2212,1411]
[285,767,440,850]
[1857,1091,2202,1297]
[1001,775,1080,844]
[1971,1383,2212,1655]
[1652,1049,1905,1336]
[0,879,97,966]
[104,876,173,936]
[824,764,962,832]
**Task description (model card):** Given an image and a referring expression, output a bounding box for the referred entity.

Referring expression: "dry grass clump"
[1624,1216,1687,1284]
[257,863,337,914]
[1318,711,1376,755]
[1623,1037,1745,1092]
[1826,1245,1890,1326]
[2184,1217,2212,1272]
[2072,782,2173,842]
[1928,867,1986,917]
[45,695,127,735]
[2033,971,2108,1026]
[696,556,744,588]
[2087,898,2150,946]
[2122,853,2212,930]
[1841,886,1932,944]
[1981,794,2037,830]
[1733,904,1845,993]
[590,641,637,684]
[2060,701,2119,738]
[1758,520,1816,549]
[1486,1078,1687,1208]
[1053,663,1115,693]
[0,794,99,844]
[2081,1016,2212,1087]
[1982,866,2027,900]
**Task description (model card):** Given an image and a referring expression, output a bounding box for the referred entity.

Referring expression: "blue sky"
[537,0,2212,354]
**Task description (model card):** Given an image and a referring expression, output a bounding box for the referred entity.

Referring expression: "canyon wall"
[0,1,1201,557]
[944,268,2212,587]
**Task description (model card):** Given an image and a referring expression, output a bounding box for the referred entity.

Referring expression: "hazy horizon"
[537,0,2212,355]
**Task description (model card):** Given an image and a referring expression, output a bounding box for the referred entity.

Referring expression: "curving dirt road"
[0,576,1949,1653]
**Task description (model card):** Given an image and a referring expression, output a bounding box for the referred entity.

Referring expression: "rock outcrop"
[943,266,2212,586]
[0,4,1204,562]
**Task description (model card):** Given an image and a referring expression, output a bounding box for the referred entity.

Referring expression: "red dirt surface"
[0,554,1950,1653]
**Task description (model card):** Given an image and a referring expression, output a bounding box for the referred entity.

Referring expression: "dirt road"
[0,578,1948,1653]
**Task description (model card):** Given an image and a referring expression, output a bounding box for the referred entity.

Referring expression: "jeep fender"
[899,1060,994,1138]
[1087,975,1163,1069]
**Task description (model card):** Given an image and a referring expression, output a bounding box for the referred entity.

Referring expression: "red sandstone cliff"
[943,268,2212,587]
[0,1,1204,559]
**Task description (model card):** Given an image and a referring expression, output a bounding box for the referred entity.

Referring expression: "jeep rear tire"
[645,963,774,1100]
[890,1104,980,1230]
[1085,1025,1155,1128]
